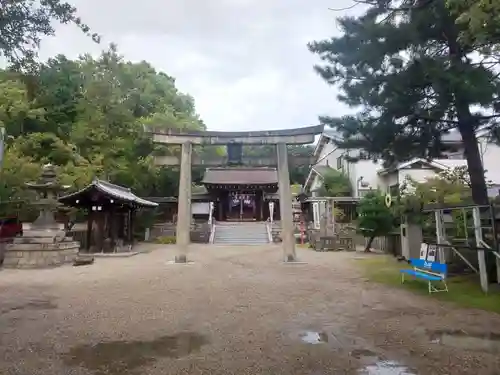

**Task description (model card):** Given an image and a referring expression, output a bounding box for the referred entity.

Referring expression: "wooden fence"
[354,233,402,255]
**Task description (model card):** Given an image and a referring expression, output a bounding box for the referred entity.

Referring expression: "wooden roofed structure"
[59,179,158,253]
[201,167,280,221]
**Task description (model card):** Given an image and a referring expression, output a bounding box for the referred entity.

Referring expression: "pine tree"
[309,0,500,205]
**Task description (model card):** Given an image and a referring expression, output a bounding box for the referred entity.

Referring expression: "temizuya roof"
[58,179,158,208]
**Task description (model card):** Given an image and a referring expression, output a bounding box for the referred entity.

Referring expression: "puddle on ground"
[351,348,378,359]
[296,330,414,374]
[0,300,57,315]
[62,332,208,375]
[352,349,415,375]
[429,329,500,353]
[299,331,329,345]
[359,360,415,375]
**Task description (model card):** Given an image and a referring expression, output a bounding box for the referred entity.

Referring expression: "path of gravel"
[0,244,499,375]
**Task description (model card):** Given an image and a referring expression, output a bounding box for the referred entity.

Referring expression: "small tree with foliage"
[397,167,475,239]
[357,191,395,252]
[318,169,352,197]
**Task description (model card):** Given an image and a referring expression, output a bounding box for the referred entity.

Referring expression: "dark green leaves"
[0,0,99,70]
[357,191,395,237]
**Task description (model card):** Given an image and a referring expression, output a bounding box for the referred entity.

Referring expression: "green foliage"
[318,169,352,197]
[154,235,176,245]
[397,167,473,237]
[308,0,500,205]
[0,1,99,70]
[357,191,395,239]
[290,184,302,195]
[243,144,314,184]
[447,0,500,48]
[0,45,206,217]
[399,168,472,210]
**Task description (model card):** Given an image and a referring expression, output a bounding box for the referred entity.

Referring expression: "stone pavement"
[0,244,499,374]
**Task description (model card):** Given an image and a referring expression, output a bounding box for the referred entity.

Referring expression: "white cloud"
[35,0,363,131]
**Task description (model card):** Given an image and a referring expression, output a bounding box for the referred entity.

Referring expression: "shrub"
[154,235,176,244]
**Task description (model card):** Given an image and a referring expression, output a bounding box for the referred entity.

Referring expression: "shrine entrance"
[227,192,256,221]
[148,125,323,263]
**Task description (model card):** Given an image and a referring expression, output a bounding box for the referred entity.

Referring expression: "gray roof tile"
[202,168,278,185]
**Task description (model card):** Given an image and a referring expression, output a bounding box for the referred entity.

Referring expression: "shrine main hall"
[197,167,281,222]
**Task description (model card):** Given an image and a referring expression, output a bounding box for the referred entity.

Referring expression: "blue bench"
[400,258,448,294]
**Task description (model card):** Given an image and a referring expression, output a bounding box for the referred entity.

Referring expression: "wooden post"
[332,200,336,233]
[434,210,446,262]
[472,206,489,293]
[489,204,500,284]
[300,218,304,245]
[129,208,135,248]
[86,209,93,252]
[239,194,243,220]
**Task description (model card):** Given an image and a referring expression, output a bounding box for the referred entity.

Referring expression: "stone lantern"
[3,164,80,268]
[25,164,67,236]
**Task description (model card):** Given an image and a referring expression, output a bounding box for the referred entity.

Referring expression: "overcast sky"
[38,0,364,132]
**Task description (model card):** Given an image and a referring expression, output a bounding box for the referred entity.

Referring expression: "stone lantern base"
[3,232,80,269]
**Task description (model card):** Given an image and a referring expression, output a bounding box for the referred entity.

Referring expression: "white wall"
[311,174,322,195]
[378,167,444,193]
[398,168,440,185]
[350,160,382,196]
[313,133,500,198]
[316,140,339,167]
[330,149,383,197]
[377,174,392,193]
[480,140,500,184]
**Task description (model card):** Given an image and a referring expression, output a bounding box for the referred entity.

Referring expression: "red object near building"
[0,217,23,240]
[0,217,23,265]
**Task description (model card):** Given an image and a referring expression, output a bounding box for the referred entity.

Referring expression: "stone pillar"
[175,142,192,263]
[276,142,296,262]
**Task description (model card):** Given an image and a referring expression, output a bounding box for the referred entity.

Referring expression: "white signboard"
[420,243,437,262]
[313,202,320,229]
[192,202,210,215]
[419,243,428,260]
[427,244,437,262]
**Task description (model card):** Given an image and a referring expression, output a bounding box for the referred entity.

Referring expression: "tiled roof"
[59,179,158,208]
[202,168,278,185]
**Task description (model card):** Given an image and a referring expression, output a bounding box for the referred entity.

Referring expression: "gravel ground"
[1,244,500,375]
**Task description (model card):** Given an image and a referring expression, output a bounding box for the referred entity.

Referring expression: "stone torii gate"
[147,125,324,263]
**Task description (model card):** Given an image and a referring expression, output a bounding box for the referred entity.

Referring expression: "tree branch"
[413,114,459,125]
[353,0,436,12]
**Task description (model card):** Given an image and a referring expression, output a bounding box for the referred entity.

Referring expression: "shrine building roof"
[59,179,158,208]
[202,168,278,186]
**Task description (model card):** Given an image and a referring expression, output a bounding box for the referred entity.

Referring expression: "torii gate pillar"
[276,142,296,261]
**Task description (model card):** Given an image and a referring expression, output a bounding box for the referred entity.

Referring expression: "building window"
[337,156,343,170]
[389,184,399,197]
[358,151,369,160]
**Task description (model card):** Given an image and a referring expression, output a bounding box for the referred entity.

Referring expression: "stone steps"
[213,222,270,245]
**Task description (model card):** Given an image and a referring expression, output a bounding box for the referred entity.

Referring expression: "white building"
[304,128,500,198]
